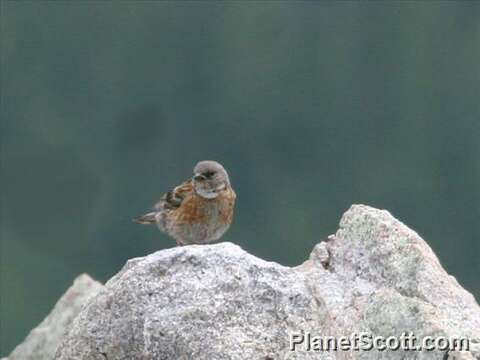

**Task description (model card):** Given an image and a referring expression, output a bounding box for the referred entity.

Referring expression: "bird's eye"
[204,171,215,178]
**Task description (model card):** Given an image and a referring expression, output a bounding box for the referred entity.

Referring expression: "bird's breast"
[175,189,235,225]
[167,188,235,244]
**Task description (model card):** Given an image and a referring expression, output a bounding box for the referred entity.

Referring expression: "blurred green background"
[1,1,479,355]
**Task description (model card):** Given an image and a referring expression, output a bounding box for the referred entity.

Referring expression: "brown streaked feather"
[154,180,193,210]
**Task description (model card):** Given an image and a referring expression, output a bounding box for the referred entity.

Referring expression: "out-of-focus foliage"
[1,1,479,355]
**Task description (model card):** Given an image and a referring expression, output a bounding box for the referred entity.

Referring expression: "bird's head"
[192,160,230,199]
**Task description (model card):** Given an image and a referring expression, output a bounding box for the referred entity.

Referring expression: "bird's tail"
[133,212,157,225]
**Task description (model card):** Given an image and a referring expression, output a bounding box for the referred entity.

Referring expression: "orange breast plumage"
[162,186,236,245]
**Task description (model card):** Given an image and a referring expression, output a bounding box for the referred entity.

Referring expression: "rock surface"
[300,205,480,359]
[53,244,339,360]
[4,274,103,360]
[6,205,480,359]
[54,205,479,360]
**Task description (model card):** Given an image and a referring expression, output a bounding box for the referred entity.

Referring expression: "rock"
[53,244,340,360]
[300,205,480,359]
[5,274,103,360]
[12,205,480,359]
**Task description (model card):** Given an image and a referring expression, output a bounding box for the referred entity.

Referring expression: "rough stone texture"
[53,244,340,360]
[300,205,480,359]
[4,274,103,360]
[52,205,479,360]
[9,205,480,359]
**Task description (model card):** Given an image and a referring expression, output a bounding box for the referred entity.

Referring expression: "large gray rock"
[300,205,480,359]
[4,274,103,360]
[53,205,479,360]
[11,205,480,359]
[53,244,339,360]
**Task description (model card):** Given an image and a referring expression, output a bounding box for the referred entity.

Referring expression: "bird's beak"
[194,174,206,181]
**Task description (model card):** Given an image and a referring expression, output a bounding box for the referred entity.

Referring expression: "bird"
[134,160,236,246]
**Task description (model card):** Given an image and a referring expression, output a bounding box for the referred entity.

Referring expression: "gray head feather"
[192,160,230,198]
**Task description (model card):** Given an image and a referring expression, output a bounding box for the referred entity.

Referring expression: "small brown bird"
[134,161,236,246]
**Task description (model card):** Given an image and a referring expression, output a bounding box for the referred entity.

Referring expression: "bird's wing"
[154,179,193,210]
